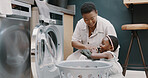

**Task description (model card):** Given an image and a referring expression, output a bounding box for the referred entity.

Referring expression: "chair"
[121,24,148,77]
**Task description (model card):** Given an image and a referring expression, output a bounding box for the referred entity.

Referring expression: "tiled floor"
[125,70,146,78]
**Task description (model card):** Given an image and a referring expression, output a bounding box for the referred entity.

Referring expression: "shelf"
[121,24,148,30]
[124,0,148,8]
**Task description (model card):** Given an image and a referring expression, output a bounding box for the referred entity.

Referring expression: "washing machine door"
[31,25,62,78]
[0,25,30,78]
[45,25,63,63]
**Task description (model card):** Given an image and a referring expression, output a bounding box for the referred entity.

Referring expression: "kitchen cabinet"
[63,14,73,60]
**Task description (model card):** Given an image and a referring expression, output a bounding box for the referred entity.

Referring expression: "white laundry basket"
[56,60,112,78]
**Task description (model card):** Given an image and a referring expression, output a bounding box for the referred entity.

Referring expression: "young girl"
[81,35,124,78]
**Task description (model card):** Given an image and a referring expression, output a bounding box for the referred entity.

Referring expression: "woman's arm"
[72,41,97,50]
[71,41,87,49]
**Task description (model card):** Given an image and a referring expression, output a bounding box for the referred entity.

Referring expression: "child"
[81,35,124,78]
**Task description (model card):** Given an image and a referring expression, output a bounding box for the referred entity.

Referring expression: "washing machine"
[49,10,64,55]
[31,0,64,78]
[0,0,31,78]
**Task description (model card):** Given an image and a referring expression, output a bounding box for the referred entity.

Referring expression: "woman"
[67,2,119,60]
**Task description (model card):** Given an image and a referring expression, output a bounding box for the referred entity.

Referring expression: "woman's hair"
[106,35,119,52]
[81,2,96,15]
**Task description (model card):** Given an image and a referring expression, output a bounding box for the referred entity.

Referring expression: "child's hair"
[81,2,96,15]
[106,35,118,52]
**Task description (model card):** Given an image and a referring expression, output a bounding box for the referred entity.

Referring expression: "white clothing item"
[72,15,120,58]
[101,51,124,78]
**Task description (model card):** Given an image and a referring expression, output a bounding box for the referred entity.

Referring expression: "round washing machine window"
[0,25,30,77]
[34,26,61,78]
[48,30,57,49]
[45,26,63,62]
[35,26,54,68]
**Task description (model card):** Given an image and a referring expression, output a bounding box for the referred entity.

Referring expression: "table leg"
[122,31,134,76]
[136,32,148,78]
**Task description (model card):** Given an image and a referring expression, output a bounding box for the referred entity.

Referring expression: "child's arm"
[90,52,113,59]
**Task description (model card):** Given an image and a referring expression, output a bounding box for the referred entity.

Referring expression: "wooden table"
[124,0,148,8]
[122,24,148,30]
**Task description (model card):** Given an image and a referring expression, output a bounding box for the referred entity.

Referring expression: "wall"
[68,0,148,66]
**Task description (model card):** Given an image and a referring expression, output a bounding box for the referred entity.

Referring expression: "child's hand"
[85,45,97,52]
[90,47,100,53]
[90,48,98,53]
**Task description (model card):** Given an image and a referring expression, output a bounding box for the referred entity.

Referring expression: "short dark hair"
[107,35,119,52]
[81,2,96,15]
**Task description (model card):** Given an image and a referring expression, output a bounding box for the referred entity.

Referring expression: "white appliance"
[0,0,31,78]
[31,0,64,78]
[49,10,64,57]
[15,0,34,5]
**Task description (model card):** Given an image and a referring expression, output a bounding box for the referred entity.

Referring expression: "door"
[31,25,63,78]
[0,25,30,78]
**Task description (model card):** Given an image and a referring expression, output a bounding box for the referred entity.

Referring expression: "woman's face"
[82,10,98,28]
[99,37,112,53]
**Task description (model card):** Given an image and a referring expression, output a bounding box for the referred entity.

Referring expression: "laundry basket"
[56,60,112,78]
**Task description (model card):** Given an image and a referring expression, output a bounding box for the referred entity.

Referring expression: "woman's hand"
[85,45,98,53]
